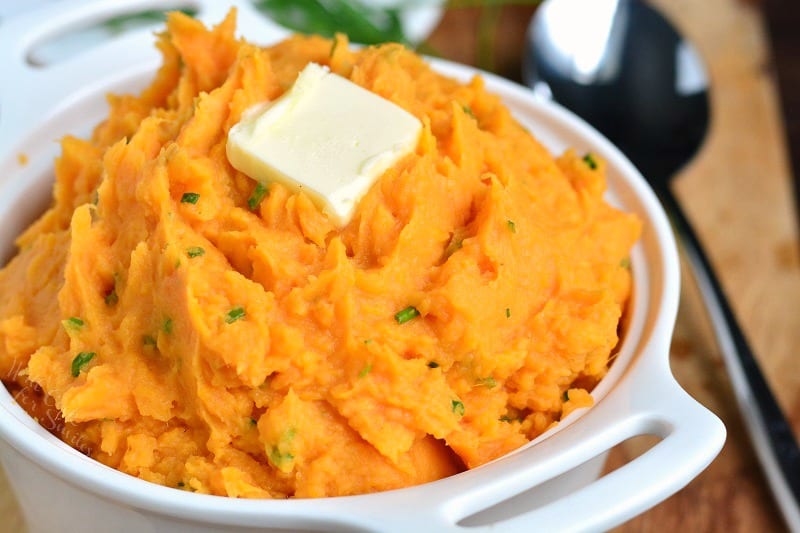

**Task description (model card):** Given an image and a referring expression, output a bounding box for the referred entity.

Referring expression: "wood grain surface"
[1,1,798,531]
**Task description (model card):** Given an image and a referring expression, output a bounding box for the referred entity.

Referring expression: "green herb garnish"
[62,317,85,332]
[71,351,96,377]
[180,192,200,204]
[358,364,372,378]
[252,0,406,45]
[268,428,297,469]
[247,183,268,211]
[582,153,597,170]
[451,399,465,417]
[394,306,420,324]
[427,361,439,369]
[563,390,570,402]
[104,287,118,306]
[479,377,497,388]
[143,334,157,347]
[443,232,465,260]
[162,318,173,334]
[103,8,197,36]
[187,246,205,258]
[225,306,246,324]
[505,307,511,318]
[506,219,516,233]
[620,257,631,269]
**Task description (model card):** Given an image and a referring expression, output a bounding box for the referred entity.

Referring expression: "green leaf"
[103,8,198,36]
[451,399,465,417]
[582,153,598,170]
[71,351,96,377]
[252,0,407,45]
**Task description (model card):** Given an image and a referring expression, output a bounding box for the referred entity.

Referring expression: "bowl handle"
[343,346,725,532]
[440,350,726,531]
[0,0,288,156]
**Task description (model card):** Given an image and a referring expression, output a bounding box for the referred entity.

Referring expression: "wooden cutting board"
[1,1,797,531]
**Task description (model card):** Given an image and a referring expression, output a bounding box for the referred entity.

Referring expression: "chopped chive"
[62,317,85,331]
[186,246,205,258]
[249,417,258,426]
[104,287,118,306]
[563,390,570,402]
[462,104,476,119]
[427,361,439,369]
[505,307,511,318]
[268,428,296,468]
[506,219,516,233]
[443,236,464,260]
[225,306,246,324]
[620,257,631,269]
[181,192,200,204]
[269,447,295,467]
[582,153,597,170]
[358,364,372,378]
[499,415,516,423]
[143,334,157,347]
[394,306,420,324]
[71,351,96,377]
[247,183,268,211]
[479,377,497,388]
[162,318,173,334]
[451,399,465,417]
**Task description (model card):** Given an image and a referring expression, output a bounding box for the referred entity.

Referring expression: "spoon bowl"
[524,0,708,186]
[523,0,800,528]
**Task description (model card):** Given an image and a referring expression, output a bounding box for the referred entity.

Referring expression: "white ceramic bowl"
[0,1,725,531]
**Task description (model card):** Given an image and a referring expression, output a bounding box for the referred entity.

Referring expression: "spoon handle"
[657,186,800,529]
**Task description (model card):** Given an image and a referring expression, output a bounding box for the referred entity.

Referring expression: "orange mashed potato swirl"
[0,11,640,498]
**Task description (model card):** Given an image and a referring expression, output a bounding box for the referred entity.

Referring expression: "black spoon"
[523,0,799,528]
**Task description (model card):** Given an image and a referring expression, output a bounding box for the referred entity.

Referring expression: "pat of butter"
[226,62,422,226]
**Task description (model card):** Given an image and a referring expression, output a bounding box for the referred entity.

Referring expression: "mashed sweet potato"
[0,11,640,498]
